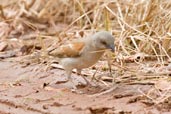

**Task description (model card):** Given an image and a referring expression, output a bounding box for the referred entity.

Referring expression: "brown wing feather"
[49,42,85,58]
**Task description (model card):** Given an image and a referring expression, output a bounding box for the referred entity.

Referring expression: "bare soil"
[0,57,171,114]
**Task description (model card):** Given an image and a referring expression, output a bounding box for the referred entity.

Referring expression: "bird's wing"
[49,41,85,58]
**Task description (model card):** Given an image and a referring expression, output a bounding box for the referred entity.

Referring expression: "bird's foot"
[67,80,83,94]
[69,80,77,89]
[80,76,97,87]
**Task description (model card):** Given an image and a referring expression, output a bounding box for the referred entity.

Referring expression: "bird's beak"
[106,44,115,52]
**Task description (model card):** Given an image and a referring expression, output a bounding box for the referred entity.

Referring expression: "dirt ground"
[0,57,171,114]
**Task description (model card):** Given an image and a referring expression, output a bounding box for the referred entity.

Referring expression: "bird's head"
[92,31,115,52]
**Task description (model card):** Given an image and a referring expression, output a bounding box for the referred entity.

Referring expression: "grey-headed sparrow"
[49,31,115,89]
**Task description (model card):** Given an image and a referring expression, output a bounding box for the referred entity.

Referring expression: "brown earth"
[0,57,171,114]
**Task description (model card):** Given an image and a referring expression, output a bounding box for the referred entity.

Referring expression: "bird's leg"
[76,69,81,75]
[77,69,91,85]
[65,70,72,81]
[66,69,77,90]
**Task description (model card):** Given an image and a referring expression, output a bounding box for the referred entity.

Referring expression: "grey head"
[92,31,115,52]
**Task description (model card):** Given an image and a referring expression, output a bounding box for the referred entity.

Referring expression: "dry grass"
[1,0,171,60]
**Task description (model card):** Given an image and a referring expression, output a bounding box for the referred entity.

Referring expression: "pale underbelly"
[60,53,104,70]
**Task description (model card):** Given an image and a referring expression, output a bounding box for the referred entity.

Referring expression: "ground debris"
[0,50,17,59]
[88,106,115,114]
[50,102,63,107]
[0,41,8,52]
[113,110,132,114]
[113,93,134,99]
[141,99,155,106]
[127,95,146,104]
[156,96,171,112]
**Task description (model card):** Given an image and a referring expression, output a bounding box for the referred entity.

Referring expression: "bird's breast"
[76,51,104,68]
[59,48,105,70]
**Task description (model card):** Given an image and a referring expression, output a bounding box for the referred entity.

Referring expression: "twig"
[88,85,118,97]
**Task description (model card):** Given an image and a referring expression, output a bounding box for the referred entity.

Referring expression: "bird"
[49,31,115,89]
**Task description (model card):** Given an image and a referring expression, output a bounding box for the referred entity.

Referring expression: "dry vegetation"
[1,0,171,75]
[1,0,171,60]
[1,0,171,113]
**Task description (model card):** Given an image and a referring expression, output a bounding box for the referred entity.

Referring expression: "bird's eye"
[101,41,107,45]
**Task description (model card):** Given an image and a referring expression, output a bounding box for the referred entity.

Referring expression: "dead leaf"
[88,106,115,114]
[0,22,11,39]
[0,50,16,59]
[155,80,171,91]
[51,102,63,107]
[20,45,34,55]
[0,41,8,52]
